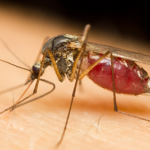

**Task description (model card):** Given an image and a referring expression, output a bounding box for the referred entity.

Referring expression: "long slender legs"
[69,25,91,82]
[0,79,55,114]
[34,41,66,93]
[26,37,50,82]
[12,79,55,110]
[56,24,91,146]
[79,51,110,80]
[0,80,34,114]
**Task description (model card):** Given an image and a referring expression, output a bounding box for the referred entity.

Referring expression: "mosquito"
[1,24,150,146]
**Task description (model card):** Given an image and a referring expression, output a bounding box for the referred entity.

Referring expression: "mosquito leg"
[56,24,91,146]
[12,79,55,111]
[0,80,34,114]
[46,50,63,81]
[0,80,30,114]
[0,92,34,115]
[56,43,87,147]
[26,37,50,82]
[34,48,63,93]
[10,93,35,112]
[79,51,110,80]
[110,53,118,111]
[11,79,55,110]
[13,80,33,106]
[110,53,150,122]
[69,25,91,82]
[69,43,86,81]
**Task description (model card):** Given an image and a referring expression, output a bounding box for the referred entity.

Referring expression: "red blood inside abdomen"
[87,54,149,95]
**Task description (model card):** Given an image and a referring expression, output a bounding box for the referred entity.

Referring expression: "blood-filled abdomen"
[83,53,150,95]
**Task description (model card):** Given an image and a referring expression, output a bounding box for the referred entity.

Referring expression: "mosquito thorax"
[31,61,44,79]
[42,34,81,81]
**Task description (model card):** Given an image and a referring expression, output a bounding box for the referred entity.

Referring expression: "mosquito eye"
[32,66,40,74]
[32,62,41,74]
[52,36,71,51]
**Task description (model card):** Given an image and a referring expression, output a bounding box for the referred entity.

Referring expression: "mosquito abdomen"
[84,53,150,95]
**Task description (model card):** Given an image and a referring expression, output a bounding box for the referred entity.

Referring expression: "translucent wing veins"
[86,42,150,65]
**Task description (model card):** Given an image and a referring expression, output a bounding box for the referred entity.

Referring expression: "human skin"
[1,5,150,150]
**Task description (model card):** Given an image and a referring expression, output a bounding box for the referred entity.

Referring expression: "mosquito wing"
[86,42,150,65]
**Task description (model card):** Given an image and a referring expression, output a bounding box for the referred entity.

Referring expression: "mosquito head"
[31,61,44,80]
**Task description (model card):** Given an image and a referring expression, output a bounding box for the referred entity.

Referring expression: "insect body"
[41,33,150,95]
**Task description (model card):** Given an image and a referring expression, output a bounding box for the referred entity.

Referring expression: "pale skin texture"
[1,4,150,150]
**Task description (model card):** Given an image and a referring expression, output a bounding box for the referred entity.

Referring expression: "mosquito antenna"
[0,59,31,72]
[57,24,91,146]
[12,79,55,109]
[0,38,31,69]
[0,80,31,95]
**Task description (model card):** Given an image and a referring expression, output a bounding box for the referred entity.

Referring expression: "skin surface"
[1,4,150,150]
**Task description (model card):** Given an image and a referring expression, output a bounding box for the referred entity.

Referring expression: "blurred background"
[1,0,150,43]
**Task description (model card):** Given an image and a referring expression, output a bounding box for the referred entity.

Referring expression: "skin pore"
[1,5,150,150]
